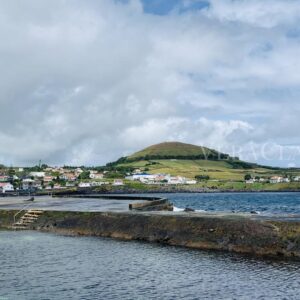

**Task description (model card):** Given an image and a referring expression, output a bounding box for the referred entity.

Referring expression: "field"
[118,159,300,181]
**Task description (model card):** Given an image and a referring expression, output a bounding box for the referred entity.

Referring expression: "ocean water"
[156,192,300,215]
[0,230,300,300]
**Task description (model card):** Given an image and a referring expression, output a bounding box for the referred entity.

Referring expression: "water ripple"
[0,231,299,300]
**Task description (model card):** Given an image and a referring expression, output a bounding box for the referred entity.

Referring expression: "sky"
[1,0,300,167]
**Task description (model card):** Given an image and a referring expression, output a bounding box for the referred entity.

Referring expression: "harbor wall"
[25,211,300,259]
[1,209,300,259]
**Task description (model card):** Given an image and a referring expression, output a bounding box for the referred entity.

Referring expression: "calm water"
[0,230,300,300]
[156,192,300,215]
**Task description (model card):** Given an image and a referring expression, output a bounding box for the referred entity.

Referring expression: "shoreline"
[1,201,300,260]
[2,187,300,198]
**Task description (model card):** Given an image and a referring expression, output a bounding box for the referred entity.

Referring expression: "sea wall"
[28,211,300,259]
[1,209,300,259]
[0,210,17,229]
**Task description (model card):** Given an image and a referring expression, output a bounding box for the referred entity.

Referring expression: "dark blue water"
[155,192,300,215]
[1,230,300,300]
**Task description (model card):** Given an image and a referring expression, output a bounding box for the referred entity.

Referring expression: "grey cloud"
[0,0,300,166]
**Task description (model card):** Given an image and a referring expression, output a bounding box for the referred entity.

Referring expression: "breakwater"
[1,208,300,259]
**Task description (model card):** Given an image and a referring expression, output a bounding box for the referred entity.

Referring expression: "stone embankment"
[1,209,300,259]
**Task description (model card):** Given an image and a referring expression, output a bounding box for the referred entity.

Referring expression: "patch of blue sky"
[141,0,210,15]
[286,28,300,39]
[249,42,273,57]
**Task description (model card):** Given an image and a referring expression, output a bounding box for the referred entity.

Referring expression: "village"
[0,165,200,194]
[0,165,300,194]
[244,174,300,184]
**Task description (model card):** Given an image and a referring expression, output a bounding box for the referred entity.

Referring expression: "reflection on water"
[0,231,300,300]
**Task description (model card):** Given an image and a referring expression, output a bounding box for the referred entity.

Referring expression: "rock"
[250,211,258,214]
[184,207,195,212]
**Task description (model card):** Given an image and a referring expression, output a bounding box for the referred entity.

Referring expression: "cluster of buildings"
[245,176,300,184]
[125,172,197,185]
[0,167,109,193]
[0,165,199,194]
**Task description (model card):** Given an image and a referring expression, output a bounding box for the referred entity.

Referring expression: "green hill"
[106,142,300,184]
[127,141,229,161]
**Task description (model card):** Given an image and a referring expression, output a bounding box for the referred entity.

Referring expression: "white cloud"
[0,0,300,167]
[207,0,300,28]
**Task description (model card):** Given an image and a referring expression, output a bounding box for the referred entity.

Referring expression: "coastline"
[1,198,300,260]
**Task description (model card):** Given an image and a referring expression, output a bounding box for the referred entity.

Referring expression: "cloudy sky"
[1,0,300,167]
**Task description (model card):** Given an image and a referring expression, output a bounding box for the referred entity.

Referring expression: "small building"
[0,175,9,182]
[30,172,45,178]
[60,173,77,181]
[78,182,91,188]
[245,179,255,184]
[89,172,104,180]
[113,179,124,186]
[44,176,54,183]
[22,178,35,190]
[168,176,186,185]
[53,184,63,189]
[75,168,83,174]
[186,180,197,185]
[270,176,284,184]
[0,182,14,193]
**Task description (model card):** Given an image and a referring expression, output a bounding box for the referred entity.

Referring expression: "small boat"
[24,197,34,202]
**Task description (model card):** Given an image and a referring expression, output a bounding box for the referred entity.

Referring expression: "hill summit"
[126,141,230,162]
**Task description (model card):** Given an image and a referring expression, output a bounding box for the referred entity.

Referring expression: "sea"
[163,192,300,216]
[1,192,300,299]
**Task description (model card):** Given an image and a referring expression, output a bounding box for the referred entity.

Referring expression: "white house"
[168,176,186,185]
[44,176,54,183]
[78,182,91,188]
[246,179,255,184]
[22,178,35,190]
[113,179,124,186]
[30,172,45,178]
[89,172,104,180]
[186,180,197,185]
[270,176,284,184]
[0,182,14,193]
[0,176,9,182]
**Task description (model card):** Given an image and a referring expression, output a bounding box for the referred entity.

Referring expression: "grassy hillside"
[118,159,300,181]
[111,141,300,182]
[126,141,229,161]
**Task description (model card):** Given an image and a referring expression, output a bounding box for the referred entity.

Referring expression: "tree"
[79,171,90,180]
[195,175,210,181]
[244,174,252,181]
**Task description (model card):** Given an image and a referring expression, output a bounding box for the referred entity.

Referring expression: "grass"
[128,141,224,160]
[118,159,300,181]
